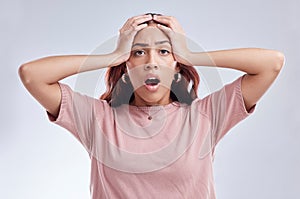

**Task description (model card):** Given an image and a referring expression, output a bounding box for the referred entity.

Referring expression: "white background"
[1,0,299,198]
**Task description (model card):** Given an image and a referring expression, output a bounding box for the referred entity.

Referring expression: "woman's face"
[126,24,178,106]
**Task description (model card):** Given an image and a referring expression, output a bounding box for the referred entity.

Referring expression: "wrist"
[109,50,130,67]
[174,49,194,66]
[187,51,215,67]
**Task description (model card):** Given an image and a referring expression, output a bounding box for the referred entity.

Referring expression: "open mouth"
[145,77,160,85]
[144,77,160,92]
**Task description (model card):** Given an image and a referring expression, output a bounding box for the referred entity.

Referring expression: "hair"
[100,62,200,107]
[100,13,200,107]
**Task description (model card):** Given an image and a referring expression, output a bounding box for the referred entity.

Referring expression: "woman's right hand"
[110,14,152,67]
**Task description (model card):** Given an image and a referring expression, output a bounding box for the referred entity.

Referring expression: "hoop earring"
[174,73,182,83]
[122,73,129,84]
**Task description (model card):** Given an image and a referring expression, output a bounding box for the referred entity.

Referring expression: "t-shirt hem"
[46,82,68,124]
[237,75,256,117]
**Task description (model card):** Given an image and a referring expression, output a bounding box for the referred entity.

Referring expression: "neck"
[131,93,173,107]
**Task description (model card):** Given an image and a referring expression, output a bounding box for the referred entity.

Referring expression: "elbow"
[273,51,285,73]
[18,63,34,85]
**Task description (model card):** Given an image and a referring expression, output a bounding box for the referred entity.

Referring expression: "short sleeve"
[46,82,99,153]
[199,75,256,148]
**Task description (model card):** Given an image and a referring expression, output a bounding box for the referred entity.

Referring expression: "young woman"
[19,13,285,199]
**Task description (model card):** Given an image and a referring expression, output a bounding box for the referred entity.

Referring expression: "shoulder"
[58,82,112,111]
[192,76,247,115]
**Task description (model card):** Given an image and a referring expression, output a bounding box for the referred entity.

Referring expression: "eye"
[160,49,170,55]
[133,50,145,56]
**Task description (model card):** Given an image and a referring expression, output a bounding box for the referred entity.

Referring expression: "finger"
[123,20,148,34]
[121,14,152,32]
[121,14,150,28]
[157,23,172,35]
[128,14,152,26]
[135,23,148,31]
[153,15,174,27]
[155,16,186,38]
[154,15,184,33]
[131,15,152,27]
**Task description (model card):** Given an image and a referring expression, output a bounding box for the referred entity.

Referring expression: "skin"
[153,14,285,111]
[126,23,179,106]
[18,14,285,118]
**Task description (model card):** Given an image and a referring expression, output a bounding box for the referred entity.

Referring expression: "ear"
[174,61,180,73]
[125,61,130,72]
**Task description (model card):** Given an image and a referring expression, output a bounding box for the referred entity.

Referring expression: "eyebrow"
[132,40,171,48]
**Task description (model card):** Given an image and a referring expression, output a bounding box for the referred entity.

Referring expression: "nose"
[144,50,159,71]
[144,64,159,71]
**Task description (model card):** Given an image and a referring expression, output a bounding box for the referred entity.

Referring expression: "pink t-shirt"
[47,76,254,199]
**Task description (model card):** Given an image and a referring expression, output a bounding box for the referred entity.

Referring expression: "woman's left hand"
[153,15,192,66]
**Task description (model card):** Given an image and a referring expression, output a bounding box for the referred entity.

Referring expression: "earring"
[174,73,182,83]
[122,73,129,84]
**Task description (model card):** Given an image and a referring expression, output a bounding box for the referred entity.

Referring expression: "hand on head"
[153,15,192,66]
[110,14,151,66]
[112,13,191,67]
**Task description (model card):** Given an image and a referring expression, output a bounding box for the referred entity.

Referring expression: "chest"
[92,105,212,174]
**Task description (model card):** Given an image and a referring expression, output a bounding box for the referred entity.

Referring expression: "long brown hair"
[100,62,200,107]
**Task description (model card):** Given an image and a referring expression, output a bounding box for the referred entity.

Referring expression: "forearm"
[188,48,285,75]
[19,53,116,85]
